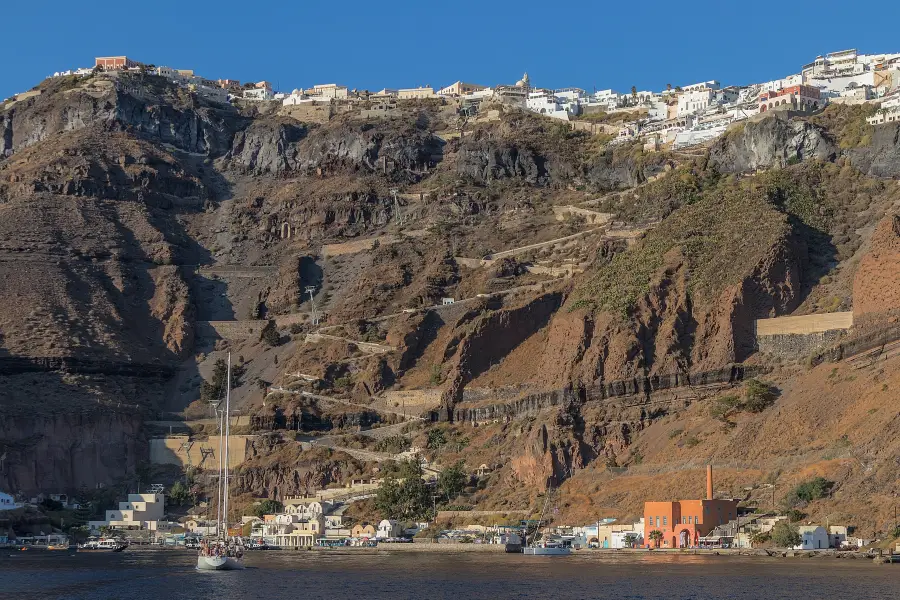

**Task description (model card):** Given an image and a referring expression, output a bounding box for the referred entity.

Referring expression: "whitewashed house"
[0,491,22,511]
[376,519,402,539]
[794,525,830,550]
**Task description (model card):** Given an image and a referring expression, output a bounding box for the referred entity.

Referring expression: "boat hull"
[524,547,571,556]
[197,555,245,571]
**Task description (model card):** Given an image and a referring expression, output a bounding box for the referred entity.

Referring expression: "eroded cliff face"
[852,213,900,321]
[236,437,364,500]
[224,117,444,180]
[0,410,146,495]
[0,75,248,158]
[850,122,900,178]
[708,115,838,173]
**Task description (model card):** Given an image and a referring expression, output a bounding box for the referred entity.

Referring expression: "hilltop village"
[19,47,900,152]
[2,47,900,557]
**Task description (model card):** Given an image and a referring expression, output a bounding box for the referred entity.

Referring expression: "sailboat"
[523,479,571,556]
[197,353,245,571]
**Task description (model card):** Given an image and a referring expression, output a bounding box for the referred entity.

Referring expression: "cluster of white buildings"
[242,496,413,548]
[87,491,166,532]
[27,48,900,152]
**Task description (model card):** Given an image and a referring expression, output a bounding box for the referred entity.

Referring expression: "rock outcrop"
[224,117,308,174]
[0,410,147,496]
[849,122,900,178]
[708,115,837,173]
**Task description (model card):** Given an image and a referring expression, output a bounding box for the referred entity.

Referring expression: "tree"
[375,460,432,521]
[666,83,672,92]
[649,529,664,548]
[260,320,281,346]
[426,429,447,450]
[169,481,189,506]
[631,86,638,104]
[437,461,467,503]
[254,499,283,517]
[771,522,801,548]
[793,477,832,503]
[743,379,778,412]
[200,359,244,404]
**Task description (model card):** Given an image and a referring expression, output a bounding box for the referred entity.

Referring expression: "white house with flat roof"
[88,493,165,532]
[794,525,830,550]
[0,491,22,511]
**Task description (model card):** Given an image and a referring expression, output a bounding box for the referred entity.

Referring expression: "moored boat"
[197,553,245,571]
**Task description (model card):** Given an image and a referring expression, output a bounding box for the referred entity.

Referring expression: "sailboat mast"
[216,409,224,538]
[224,352,231,538]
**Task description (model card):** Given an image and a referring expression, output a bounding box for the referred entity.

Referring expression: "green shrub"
[771,522,801,547]
[260,320,281,346]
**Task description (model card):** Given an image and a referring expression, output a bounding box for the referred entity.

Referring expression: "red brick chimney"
[706,465,713,500]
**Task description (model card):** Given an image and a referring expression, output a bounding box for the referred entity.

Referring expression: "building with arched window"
[643,466,739,549]
[759,85,822,113]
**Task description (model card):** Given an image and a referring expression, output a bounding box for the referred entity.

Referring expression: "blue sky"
[2,1,897,101]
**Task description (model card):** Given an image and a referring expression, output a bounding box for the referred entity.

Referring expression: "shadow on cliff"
[792,217,839,307]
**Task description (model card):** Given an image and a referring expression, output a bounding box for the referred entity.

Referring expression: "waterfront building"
[351,523,376,538]
[376,519,402,539]
[795,525,830,550]
[88,492,165,532]
[0,491,21,511]
[643,466,738,548]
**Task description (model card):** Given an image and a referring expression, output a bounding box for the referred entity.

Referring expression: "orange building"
[94,56,139,70]
[643,465,738,548]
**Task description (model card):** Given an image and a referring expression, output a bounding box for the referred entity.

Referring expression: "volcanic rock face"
[850,123,900,178]
[0,410,146,496]
[456,142,547,184]
[224,118,308,174]
[0,77,248,158]
[853,214,900,320]
[708,115,838,173]
[237,438,361,500]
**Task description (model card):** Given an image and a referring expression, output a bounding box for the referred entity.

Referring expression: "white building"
[759,74,803,95]
[526,89,571,120]
[88,493,165,532]
[589,89,622,111]
[308,84,349,100]
[0,491,21,511]
[794,525,830,550]
[398,87,435,100]
[376,519,402,539]
[677,89,716,116]
[283,497,332,519]
[681,80,720,92]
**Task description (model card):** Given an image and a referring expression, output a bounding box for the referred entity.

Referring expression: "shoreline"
[8,544,889,562]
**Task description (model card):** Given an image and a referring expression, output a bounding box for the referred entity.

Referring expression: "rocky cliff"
[0,409,146,496]
[708,115,838,173]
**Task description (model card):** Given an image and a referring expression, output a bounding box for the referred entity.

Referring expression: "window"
[695,516,699,524]
[656,517,660,527]
[688,516,692,524]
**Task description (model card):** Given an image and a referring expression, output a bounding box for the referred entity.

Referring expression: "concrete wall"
[757,330,848,358]
[379,390,443,411]
[754,312,853,336]
[149,435,251,470]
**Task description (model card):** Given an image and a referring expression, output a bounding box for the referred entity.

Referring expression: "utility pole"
[391,188,403,225]
[305,286,318,326]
